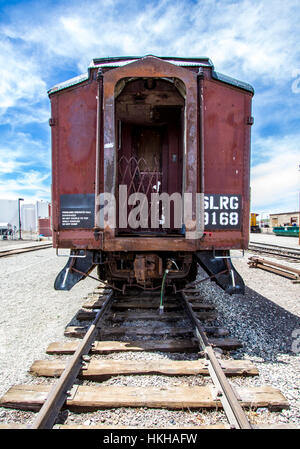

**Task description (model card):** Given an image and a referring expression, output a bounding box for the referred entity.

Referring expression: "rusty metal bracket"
[179,268,228,291]
[93,228,103,245]
[66,384,79,401]
[70,266,123,292]
[56,248,87,258]
[213,248,245,259]
[97,68,103,81]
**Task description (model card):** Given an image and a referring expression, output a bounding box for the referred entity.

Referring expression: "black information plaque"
[60,194,95,229]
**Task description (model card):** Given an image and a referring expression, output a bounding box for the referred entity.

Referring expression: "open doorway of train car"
[115,77,185,236]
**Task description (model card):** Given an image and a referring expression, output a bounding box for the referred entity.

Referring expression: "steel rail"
[181,291,252,429]
[248,243,300,260]
[31,290,114,429]
[249,244,300,256]
[249,241,300,252]
[0,243,52,258]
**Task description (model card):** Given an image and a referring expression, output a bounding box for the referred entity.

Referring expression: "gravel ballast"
[0,246,299,428]
[0,248,95,398]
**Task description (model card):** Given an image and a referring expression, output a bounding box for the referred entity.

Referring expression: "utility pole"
[18,198,24,240]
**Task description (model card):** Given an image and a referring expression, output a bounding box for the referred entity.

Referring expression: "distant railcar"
[250,213,261,233]
[48,55,254,294]
[273,226,299,237]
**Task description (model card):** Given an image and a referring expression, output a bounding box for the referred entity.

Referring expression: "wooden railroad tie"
[77,310,228,335]
[0,384,289,413]
[46,338,242,354]
[82,298,215,311]
[29,358,259,379]
[76,308,216,322]
[64,326,217,339]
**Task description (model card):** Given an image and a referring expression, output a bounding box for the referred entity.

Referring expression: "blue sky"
[0,0,299,216]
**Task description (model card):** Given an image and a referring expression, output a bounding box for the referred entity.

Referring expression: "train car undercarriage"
[54,249,245,295]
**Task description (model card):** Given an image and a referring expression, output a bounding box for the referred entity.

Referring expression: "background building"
[269,211,299,227]
[0,199,51,235]
[0,199,19,228]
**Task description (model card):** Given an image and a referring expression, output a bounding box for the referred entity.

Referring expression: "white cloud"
[0,0,298,128]
[2,0,299,84]
[0,38,46,113]
[0,132,50,173]
[0,131,50,202]
[250,134,300,214]
[0,105,50,127]
[186,0,300,83]
[0,172,50,203]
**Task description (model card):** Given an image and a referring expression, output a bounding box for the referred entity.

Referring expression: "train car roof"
[89,55,214,68]
[48,55,254,95]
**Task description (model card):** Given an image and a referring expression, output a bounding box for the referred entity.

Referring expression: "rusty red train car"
[48,55,254,294]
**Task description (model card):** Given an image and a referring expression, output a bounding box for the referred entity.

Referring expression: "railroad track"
[0,285,290,429]
[248,242,300,261]
[0,242,52,258]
